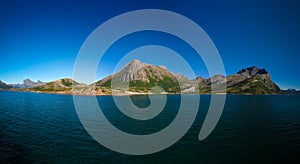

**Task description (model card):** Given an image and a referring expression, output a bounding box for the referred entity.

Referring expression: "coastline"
[0,89,290,96]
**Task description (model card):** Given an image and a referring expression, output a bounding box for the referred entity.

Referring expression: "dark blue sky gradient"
[0,0,299,89]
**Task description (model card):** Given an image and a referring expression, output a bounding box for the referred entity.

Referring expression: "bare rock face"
[116,60,149,82]
[237,66,261,77]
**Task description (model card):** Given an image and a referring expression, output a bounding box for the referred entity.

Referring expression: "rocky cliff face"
[116,60,149,82]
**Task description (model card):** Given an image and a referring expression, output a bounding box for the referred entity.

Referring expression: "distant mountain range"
[9,78,45,88]
[0,60,298,95]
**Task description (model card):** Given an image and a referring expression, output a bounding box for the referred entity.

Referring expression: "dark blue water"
[1,91,300,163]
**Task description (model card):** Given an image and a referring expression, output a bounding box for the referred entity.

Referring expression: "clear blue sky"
[0,0,299,89]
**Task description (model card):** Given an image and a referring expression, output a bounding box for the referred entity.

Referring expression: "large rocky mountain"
[226,66,280,94]
[10,78,45,88]
[194,66,280,94]
[95,60,182,93]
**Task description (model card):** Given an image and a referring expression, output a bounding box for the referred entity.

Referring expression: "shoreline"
[0,89,292,96]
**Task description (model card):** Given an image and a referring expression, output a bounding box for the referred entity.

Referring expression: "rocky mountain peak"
[237,66,268,76]
[23,78,34,84]
[127,59,143,68]
[117,59,147,82]
[8,78,45,88]
[130,59,142,64]
[226,66,280,93]
[36,80,43,84]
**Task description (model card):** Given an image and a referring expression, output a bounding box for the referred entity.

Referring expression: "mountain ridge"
[9,78,45,88]
[0,60,294,95]
[93,60,281,95]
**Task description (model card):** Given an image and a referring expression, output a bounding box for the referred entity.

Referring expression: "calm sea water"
[0,91,299,163]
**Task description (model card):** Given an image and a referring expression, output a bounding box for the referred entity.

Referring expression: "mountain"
[281,88,300,94]
[23,79,44,88]
[10,78,45,88]
[0,80,12,89]
[195,66,280,94]
[28,78,103,95]
[226,66,280,94]
[32,78,80,92]
[95,60,182,94]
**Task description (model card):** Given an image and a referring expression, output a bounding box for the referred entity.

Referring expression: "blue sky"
[0,0,299,89]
